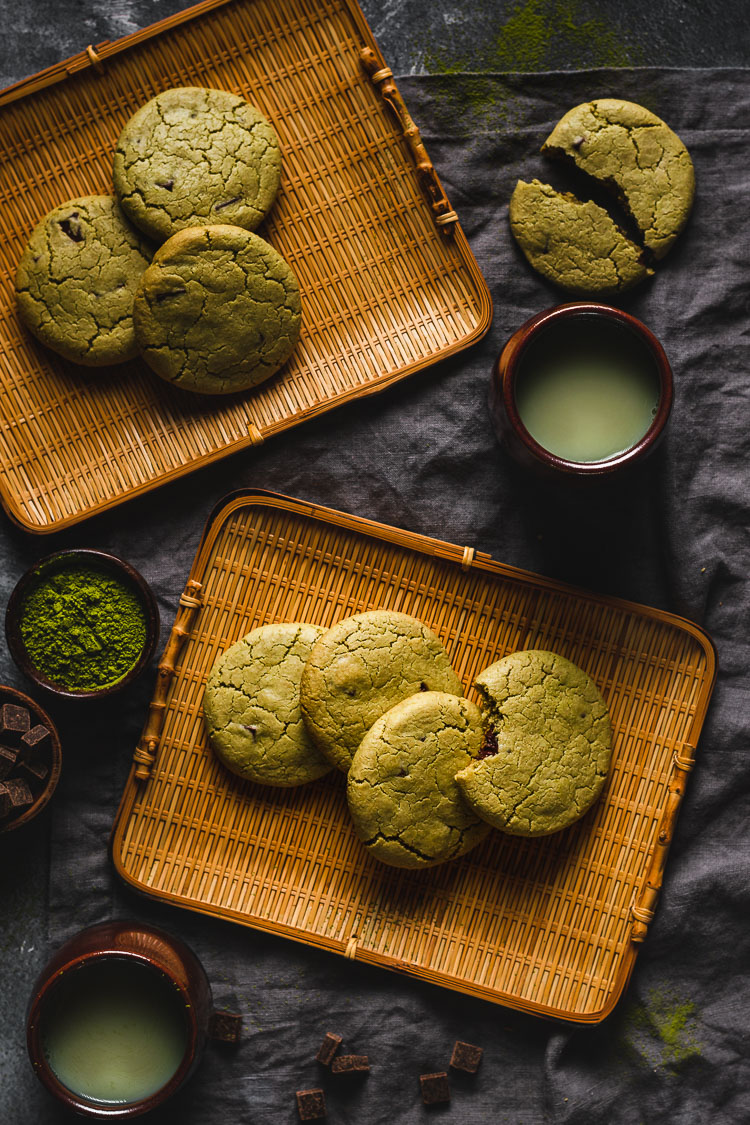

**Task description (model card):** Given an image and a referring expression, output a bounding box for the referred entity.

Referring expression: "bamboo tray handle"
[360,47,459,233]
[132,580,204,782]
[630,743,696,942]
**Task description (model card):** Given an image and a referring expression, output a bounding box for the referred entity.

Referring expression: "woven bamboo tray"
[112,491,716,1023]
[0,0,490,534]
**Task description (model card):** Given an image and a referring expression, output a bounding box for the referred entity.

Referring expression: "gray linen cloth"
[0,69,747,1123]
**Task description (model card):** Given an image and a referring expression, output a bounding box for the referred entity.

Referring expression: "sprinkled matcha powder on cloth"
[19,565,147,691]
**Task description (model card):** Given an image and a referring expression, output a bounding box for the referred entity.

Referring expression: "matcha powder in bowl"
[6,550,159,698]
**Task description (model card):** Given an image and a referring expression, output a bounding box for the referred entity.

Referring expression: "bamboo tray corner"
[0,0,491,533]
[111,490,716,1023]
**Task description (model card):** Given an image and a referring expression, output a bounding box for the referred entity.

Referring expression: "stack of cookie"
[15,87,301,394]
[203,611,613,870]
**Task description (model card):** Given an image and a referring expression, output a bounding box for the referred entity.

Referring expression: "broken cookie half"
[509,98,694,294]
[455,649,612,837]
[543,98,695,261]
[509,179,653,297]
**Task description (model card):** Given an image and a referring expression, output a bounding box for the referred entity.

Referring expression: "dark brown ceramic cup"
[0,683,62,834]
[489,302,673,479]
[5,549,159,700]
[27,921,213,1119]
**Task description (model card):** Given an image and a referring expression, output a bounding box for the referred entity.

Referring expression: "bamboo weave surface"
[0,0,489,533]
[112,492,716,1022]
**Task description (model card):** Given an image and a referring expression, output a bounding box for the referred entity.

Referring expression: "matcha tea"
[515,318,660,463]
[42,957,188,1105]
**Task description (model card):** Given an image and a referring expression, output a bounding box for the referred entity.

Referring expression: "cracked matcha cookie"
[133,224,301,394]
[347,691,491,869]
[15,195,152,366]
[543,99,695,261]
[455,649,612,837]
[203,622,332,787]
[509,179,653,296]
[300,611,464,775]
[113,86,281,242]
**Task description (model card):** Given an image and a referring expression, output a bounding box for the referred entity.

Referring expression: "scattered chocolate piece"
[331,1054,369,1074]
[0,778,33,820]
[315,1031,342,1066]
[19,752,49,783]
[0,746,18,780]
[208,1009,243,1043]
[296,1088,326,1121]
[450,1040,483,1073]
[0,703,31,741]
[420,1072,450,1106]
[19,724,51,758]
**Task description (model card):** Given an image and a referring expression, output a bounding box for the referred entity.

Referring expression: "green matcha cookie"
[300,611,464,774]
[15,195,152,366]
[509,179,653,296]
[347,691,491,868]
[455,649,612,837]
[133,224,301,394]
[542,98,695,261]
[203,622,332,787]
[113,86,281,242]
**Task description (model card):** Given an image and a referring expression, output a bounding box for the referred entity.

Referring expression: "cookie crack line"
[362,832,437,862]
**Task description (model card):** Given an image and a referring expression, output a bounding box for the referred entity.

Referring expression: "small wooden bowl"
[5,549,159,701]
[489,302,674,478]
[26,920,213,1118]
[0,683,62,834]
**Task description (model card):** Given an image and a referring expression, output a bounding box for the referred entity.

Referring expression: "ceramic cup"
[489,302,673,479]
[27,921,214,1118]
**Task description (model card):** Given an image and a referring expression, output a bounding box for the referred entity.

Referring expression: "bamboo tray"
[112,491,716,1023]
[0,0,490,534]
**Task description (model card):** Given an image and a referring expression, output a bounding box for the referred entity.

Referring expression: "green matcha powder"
[19,565,147,692]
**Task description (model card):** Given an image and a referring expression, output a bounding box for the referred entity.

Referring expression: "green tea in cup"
[514,316,660,463]
[40,957,188,1106]
[490,303,673,479]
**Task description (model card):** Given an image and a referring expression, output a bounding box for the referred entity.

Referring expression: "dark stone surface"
[0,0,749,88]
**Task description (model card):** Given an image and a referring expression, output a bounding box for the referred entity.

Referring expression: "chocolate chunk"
[315,1031,342,1066]
[420,1072,450,1105]
[450,1040,483,1073]
[477,727,498,759]
[59,216,84,242]
[0,746,18,780]
[0,704,31,741]
[19,752,49,783]
[0,778,33,820]
[331,1054,369,1074]
[19,724,51,758]
[208,1009,243,1043]
[296,1088,326,1120]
